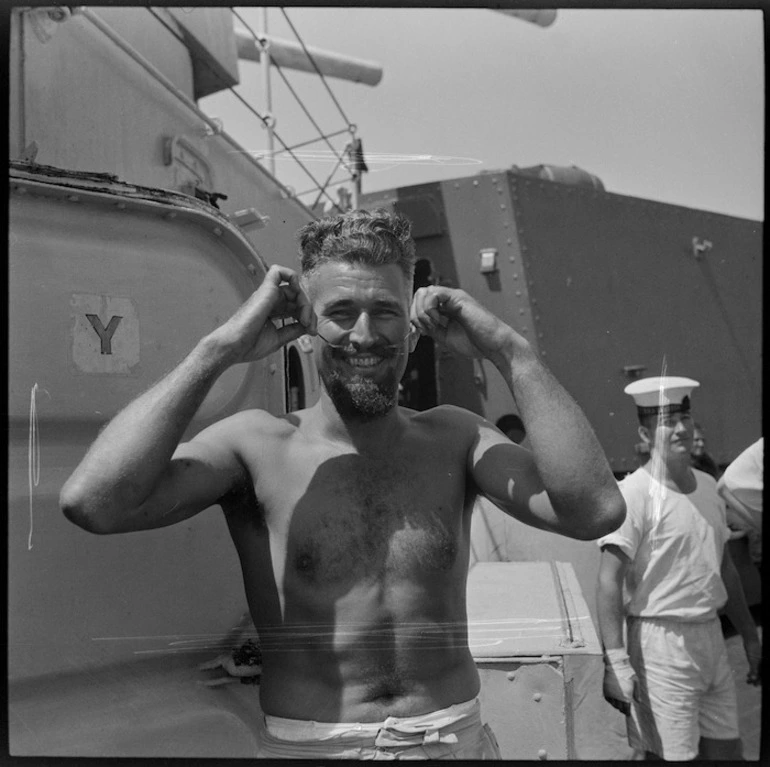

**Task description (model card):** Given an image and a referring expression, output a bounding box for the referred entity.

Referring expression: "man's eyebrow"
[320,298,356,311]
[371,298,404,310]
[322,297,404,311]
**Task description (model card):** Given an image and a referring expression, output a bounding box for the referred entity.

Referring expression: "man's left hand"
[410,286,521,364]
[744,636,762,685]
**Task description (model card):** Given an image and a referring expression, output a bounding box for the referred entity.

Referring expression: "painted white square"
[71,294,140,374]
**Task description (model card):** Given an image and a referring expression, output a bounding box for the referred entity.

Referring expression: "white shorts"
[626,616,740,760]
[256,697,502,759]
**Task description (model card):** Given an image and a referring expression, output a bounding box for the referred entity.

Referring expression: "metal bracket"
[692,236,713,260]
[21,141,39,164]
[201,117,224,138]
[623,364,646,379]
[479,248,499,274]
[26,6,72,44]
[230,208,269,231]
[163,135,215,194]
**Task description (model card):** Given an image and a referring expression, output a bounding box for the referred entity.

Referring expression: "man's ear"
[638,424,651,446]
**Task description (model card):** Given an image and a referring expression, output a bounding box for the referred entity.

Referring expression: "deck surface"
[8,630,763,759]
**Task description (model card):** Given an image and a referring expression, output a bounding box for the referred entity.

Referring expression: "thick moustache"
[317,326,417,353]
[326,341,398,358]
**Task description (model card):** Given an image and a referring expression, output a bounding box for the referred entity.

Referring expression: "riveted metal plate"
[508,171,762,468]
[435,174,540,423]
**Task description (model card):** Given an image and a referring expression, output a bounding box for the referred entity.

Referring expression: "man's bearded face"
[319,343,401,421]
[305,261,415,422]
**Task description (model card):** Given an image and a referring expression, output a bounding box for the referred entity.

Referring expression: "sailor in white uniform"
[596,376,761,761]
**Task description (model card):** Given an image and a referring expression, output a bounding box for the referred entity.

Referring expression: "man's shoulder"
[204,408,299,445]
[407,403,486,432]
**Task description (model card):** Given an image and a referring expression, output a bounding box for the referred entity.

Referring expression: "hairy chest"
[261,450,471,588]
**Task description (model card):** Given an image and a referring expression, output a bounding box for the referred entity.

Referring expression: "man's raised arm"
[60,265,315,534]
[410,285,625,540]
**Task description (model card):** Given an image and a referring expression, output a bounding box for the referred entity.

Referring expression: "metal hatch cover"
[9,161,278,424]
[8,160,289,693]
[9,160,269,272]
[467,562,601,660]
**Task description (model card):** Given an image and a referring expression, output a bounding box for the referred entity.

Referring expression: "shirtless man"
[60,209,625,759]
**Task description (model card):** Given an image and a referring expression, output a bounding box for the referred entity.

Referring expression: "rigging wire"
[311,152,349,210]
[144,6,348,211]
[231,8,351,165]
[279,8,354,128]
[296,177,351,199]
[270,127,351,158]
[230,7,354,204]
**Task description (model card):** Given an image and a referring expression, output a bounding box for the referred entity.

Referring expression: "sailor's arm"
[60,265,314,534]
[596,544,637,715]
[411,285,625,540]
[596,545,629,651]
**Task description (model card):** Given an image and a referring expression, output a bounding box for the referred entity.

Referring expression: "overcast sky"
[201,7,764,221]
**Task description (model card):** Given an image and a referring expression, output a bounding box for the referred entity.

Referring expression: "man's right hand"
[603,649,638,716]
[60,266,315,534]
[207,265,316,366]
[410,285,523,366]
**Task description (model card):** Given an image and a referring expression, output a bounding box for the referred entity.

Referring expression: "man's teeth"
[347,356,381,368]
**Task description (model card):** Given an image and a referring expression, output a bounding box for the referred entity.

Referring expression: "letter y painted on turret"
[85,313,123,355]
[71,294,140,374]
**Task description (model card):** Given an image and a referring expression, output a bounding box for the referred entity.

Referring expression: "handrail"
[75,8,229,144]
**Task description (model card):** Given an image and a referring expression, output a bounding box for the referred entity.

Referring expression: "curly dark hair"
[297,208,416,283]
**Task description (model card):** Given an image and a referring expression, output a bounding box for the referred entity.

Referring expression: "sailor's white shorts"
[626,616,740,760]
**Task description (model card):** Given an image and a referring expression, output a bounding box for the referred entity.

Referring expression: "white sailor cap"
[624,376,700,418]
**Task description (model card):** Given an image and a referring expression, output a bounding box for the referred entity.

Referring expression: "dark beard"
[321,366,399,422]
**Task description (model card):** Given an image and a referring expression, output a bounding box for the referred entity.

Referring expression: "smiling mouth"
[344,354,388,371]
